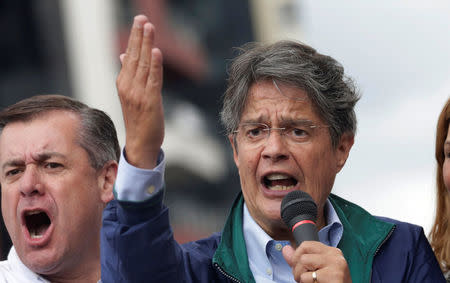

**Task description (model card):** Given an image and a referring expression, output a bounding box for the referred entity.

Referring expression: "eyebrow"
[240,116,267,124]
[240,118,315,125]
[279,118,315,126]
[1,152,66,171]
[1,160,24,171]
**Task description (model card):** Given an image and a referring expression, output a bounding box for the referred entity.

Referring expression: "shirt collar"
[8,246,51,282]
[243,197,343,257]
[243,203,273,275]
[243,199,343,282]
[318,198,343,247]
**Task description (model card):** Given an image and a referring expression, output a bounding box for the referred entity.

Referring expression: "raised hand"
[116,15,164,169]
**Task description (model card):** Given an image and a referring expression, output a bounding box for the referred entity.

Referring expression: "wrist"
[124,145,159,169]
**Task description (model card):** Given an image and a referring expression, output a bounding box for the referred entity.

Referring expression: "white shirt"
[0,247,50,283]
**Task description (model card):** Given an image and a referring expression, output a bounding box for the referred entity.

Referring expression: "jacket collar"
[329,194,395,283]
[212,192,255,283]
[213,193,395,283]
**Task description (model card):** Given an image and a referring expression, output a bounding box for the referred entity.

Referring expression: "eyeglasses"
[233,122,329,148]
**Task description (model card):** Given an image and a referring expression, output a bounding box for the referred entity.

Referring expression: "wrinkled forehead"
[0,111,81,160]
[241,81,318,122]
[249,80,310,100]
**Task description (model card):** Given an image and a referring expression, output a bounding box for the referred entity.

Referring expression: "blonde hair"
[429,97,450,273]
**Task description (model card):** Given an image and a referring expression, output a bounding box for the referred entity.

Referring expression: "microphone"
[281,190,319,245]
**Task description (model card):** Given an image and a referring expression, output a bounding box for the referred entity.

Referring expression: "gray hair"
[0,94,120,169]
[220,40,360,147]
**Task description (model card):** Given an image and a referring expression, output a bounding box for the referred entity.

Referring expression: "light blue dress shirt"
[115,149,344,283]
[243,201,343,283]
[114,150,165,201]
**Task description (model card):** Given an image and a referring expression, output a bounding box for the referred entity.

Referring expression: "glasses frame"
[232,122,329,147]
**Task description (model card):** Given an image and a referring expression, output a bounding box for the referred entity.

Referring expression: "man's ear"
[97,160,118,203]
[335,133,354,173]
[228,134,239,169]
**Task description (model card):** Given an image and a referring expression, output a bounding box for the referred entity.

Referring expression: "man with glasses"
[101,15,445,282]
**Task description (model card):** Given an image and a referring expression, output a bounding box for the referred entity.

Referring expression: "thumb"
[120,53,126,64]
[282,245,296,267]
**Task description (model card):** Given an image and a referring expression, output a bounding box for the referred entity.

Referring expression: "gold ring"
[312,271,318,282]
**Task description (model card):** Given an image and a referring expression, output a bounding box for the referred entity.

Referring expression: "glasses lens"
[236,122,326,148]
[284,124,315,144]
[237,123,268,147]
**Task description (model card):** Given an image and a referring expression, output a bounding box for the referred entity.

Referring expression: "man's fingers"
[146,48,163,94]
[287,242,350,283]
[282,245,295,267]
[135,23,155,85]
[296,253,324,271]
[300,270,319,283]
[117,15,148,96]
[284,245,318,280]
[125,15,147,56]
[123,15,147,77]
[296,241,327,255]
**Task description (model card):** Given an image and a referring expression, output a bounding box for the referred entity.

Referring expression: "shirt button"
[147,185,155,194]
[266,268,272,276]
[275,243,283,251]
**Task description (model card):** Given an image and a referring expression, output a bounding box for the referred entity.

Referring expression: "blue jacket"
[101,190,445,282]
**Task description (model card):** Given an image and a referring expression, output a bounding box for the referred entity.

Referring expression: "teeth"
[30,231,43,239]
[266,174,290,180]
[269,185,293,191]
[26,211,41,216]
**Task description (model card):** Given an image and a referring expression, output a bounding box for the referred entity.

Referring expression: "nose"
[261,130,289,162]
[20,166,44,197]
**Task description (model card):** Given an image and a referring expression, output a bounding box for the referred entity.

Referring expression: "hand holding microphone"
[281,191,352,283]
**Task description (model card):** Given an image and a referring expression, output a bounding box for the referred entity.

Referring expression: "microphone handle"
[292,222,319,245]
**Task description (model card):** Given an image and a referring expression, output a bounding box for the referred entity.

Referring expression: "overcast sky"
[296,0,450,233]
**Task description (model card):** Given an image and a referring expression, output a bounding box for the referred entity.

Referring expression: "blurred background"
[0,0,449,259]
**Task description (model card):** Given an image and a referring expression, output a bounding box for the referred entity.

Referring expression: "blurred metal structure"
[60,0,126,144]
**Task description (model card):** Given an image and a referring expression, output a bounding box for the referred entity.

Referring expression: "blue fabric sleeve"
[101,148,189,282]
[114,148,165,202]
[371,219,446,283]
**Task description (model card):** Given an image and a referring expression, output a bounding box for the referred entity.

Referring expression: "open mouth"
[263,173,298,191]
[25,210,51,239]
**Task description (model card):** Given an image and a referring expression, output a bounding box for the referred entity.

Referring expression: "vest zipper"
[213,263,242,283]
[369,225,396,281]
[374,225,395,257]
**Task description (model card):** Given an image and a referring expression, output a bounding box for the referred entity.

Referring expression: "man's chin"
[21,249,62,275]
[261,201,283,222]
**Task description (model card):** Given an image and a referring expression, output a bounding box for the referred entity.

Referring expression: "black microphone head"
[281,191,317,229]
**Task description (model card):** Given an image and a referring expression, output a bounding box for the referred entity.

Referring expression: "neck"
[271,206,326,246]
[316,203,327,230]
[41,252,100,283]
[43,265,100,283]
